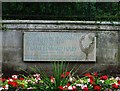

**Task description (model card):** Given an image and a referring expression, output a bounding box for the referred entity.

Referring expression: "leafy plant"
[1,62,120,91]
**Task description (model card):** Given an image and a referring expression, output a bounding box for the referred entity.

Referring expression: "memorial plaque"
[23,32,96,61]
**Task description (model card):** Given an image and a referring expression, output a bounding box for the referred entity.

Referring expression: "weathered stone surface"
[2,20,120,31]
[1,20,120,25]
[24,32,96,61]
[118,31,120,65]
[3,24,120,31]
[2,31,119,76]
[0,31,2,74]
[2,31,27,73]
[1,20,120,77]
[0,31,2,62]
[97,31,118,64]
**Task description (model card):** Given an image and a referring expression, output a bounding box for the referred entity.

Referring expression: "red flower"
[94,85,101,91]
[84,73,93,79]
[61,74,65,78]
[13,78,17,80]
[100,75,108,80]
[58,86,64,90]
[12,82,18,87]
[84,73,91,76]
[19,77,24,80]
[8,77,12,80]
[61,72,70,78]
[50,76,55,83]
[85,73,94,84]
[90,77,94,84]
[8,81,18,87]
[12,75,18,80]
[3,85,5,88]
[66,71,70,76]
[66,83,70,86]
[112,83,118,89]
[118,80,120,84]
[2,78,6,82]
[3,85,7,89]
[83,87,89,91]
[8,81,12,85]
[94,72,98,76]
[72,86,77,90]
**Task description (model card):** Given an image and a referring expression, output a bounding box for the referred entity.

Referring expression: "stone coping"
[1,20,120,25]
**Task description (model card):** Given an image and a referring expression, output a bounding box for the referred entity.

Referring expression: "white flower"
[8,78,13,82]
[5,85,9,89]
[36,77,41,80]
[69,77,73,82]
[72,86,76,89]
[63,86,66,88]
[50,77,55,83]
[110,77,114,80]
[32,81,35,84]
[81,84,87,89]
[69,77,76,82]
[12,75,18,79]
[116,77,120,80]
[26,80,31,82]
[33,74,40,78]
[27,87,33,89]
[100,80,104,83]
[88,78,90,82]
[68,86,73,90]
[76,84,82,87]
[0,87,4,90]
[117,89,120,91]
[2,85,9,90]
[35,77,41,82]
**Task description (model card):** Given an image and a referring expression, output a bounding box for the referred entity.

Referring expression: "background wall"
[2,20,120,77]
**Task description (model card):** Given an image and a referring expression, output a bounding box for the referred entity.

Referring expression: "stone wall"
[1,20,120,77]
[0,31,2,76]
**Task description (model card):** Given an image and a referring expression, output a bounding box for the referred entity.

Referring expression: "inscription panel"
[24,32,96,61]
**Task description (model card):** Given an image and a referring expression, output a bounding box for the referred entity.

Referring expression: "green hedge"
[2,2,120,21]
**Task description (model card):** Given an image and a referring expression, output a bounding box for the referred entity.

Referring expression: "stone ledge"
[2,20,120,25]
[3,24,120,31]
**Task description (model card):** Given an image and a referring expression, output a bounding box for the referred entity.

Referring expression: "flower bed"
[0,62,120,91]
[0,72,120,91]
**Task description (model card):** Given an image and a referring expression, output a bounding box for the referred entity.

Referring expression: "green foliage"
[19,61,82,90]
[1,62,120,90]
[2,2,120,21]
